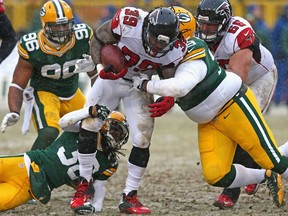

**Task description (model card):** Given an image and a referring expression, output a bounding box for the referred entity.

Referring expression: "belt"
[231,84,248,101]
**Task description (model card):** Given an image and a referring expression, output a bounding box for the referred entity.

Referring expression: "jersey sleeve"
[74,23,94,41]
[182,38,207,63]
[111,7,146,38]
[227,17,256,52]
[235,27,255,50]
[17,37,30,60]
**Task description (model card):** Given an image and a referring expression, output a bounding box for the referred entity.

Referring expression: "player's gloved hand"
[132,74,149,91]
[1,112,20,133]
[89,104,110,121]
[97,63,128,80]
[73,54,96,73]
[148,96,175,118]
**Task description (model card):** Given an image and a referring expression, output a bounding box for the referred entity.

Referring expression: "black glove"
[89,104,110,121]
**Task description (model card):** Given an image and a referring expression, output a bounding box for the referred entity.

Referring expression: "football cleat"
[213,193,235,209]
[244,183,260,195]
[265,170,284,208]
[213,188,240,209]
[119,190,151,214]
[73,202,95,215]
[70,177,95,213]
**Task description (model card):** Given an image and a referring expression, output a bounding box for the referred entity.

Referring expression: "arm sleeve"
[146,60,207,97]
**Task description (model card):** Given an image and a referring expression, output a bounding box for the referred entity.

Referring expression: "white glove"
[73,54,96,73]
[132,74,149,91]
[1,112,20,133]
[91,180,107,212]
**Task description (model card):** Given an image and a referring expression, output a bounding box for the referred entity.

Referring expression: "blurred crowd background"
[2,0,288,107]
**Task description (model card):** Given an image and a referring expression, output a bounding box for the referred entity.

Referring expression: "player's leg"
[198,121,282,208]
[217,88,287,207]
[71,78,121,212]
[0,155,31,211]
[213,145,261,209]
[214,68,278,208]
[119,89,154,214]
[60,88,86,116]
[227,88,288,174]
[31,91,61,150]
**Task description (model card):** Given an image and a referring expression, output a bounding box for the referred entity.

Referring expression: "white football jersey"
[111,7,187,79]
[212,16,274,85]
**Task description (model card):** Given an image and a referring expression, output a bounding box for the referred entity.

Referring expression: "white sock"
[123,161,146,195]
[91,180,107,212]
[228,164,266,188]
[78,151,96,181]
[277,141,288,180]
[278,141,288,157]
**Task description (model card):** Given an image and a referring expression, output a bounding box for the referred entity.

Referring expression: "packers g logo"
[40,7,46,17]
[176,12,191,23]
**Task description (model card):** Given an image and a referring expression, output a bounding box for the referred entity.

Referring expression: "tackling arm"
[227,48,253,82]
[1,57,32,132]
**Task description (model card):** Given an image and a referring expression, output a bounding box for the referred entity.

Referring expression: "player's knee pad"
[128,146,150,168]
[202,164,235,187]
[78,128,98,154]
[210,165,236,187]
[31,127,59,150]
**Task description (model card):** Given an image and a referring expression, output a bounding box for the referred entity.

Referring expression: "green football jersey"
[26,131,118,191]
[18,23,93,97]
[176,37,226,111]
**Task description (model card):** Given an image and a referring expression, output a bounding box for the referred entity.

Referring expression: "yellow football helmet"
[171,6,196,40]
[40,0,74,44]
[101,111,129,150]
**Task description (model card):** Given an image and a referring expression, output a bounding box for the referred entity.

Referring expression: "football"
[100,44,126,73]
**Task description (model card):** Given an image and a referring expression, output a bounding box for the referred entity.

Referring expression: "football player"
[0,0,17,64]
[71,6,187,214]
[195,0,282,208]
[1,0,97,150]
[0,105,129,215]
[133,6,288,208]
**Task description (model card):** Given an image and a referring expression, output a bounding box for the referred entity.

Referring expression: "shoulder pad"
[73,23,94,41]
[17,41,29,59]
[182,38,206,63]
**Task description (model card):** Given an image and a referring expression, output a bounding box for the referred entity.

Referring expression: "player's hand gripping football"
[148,96,175,117]
[1,112,20,133]
[97,63,128,80]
